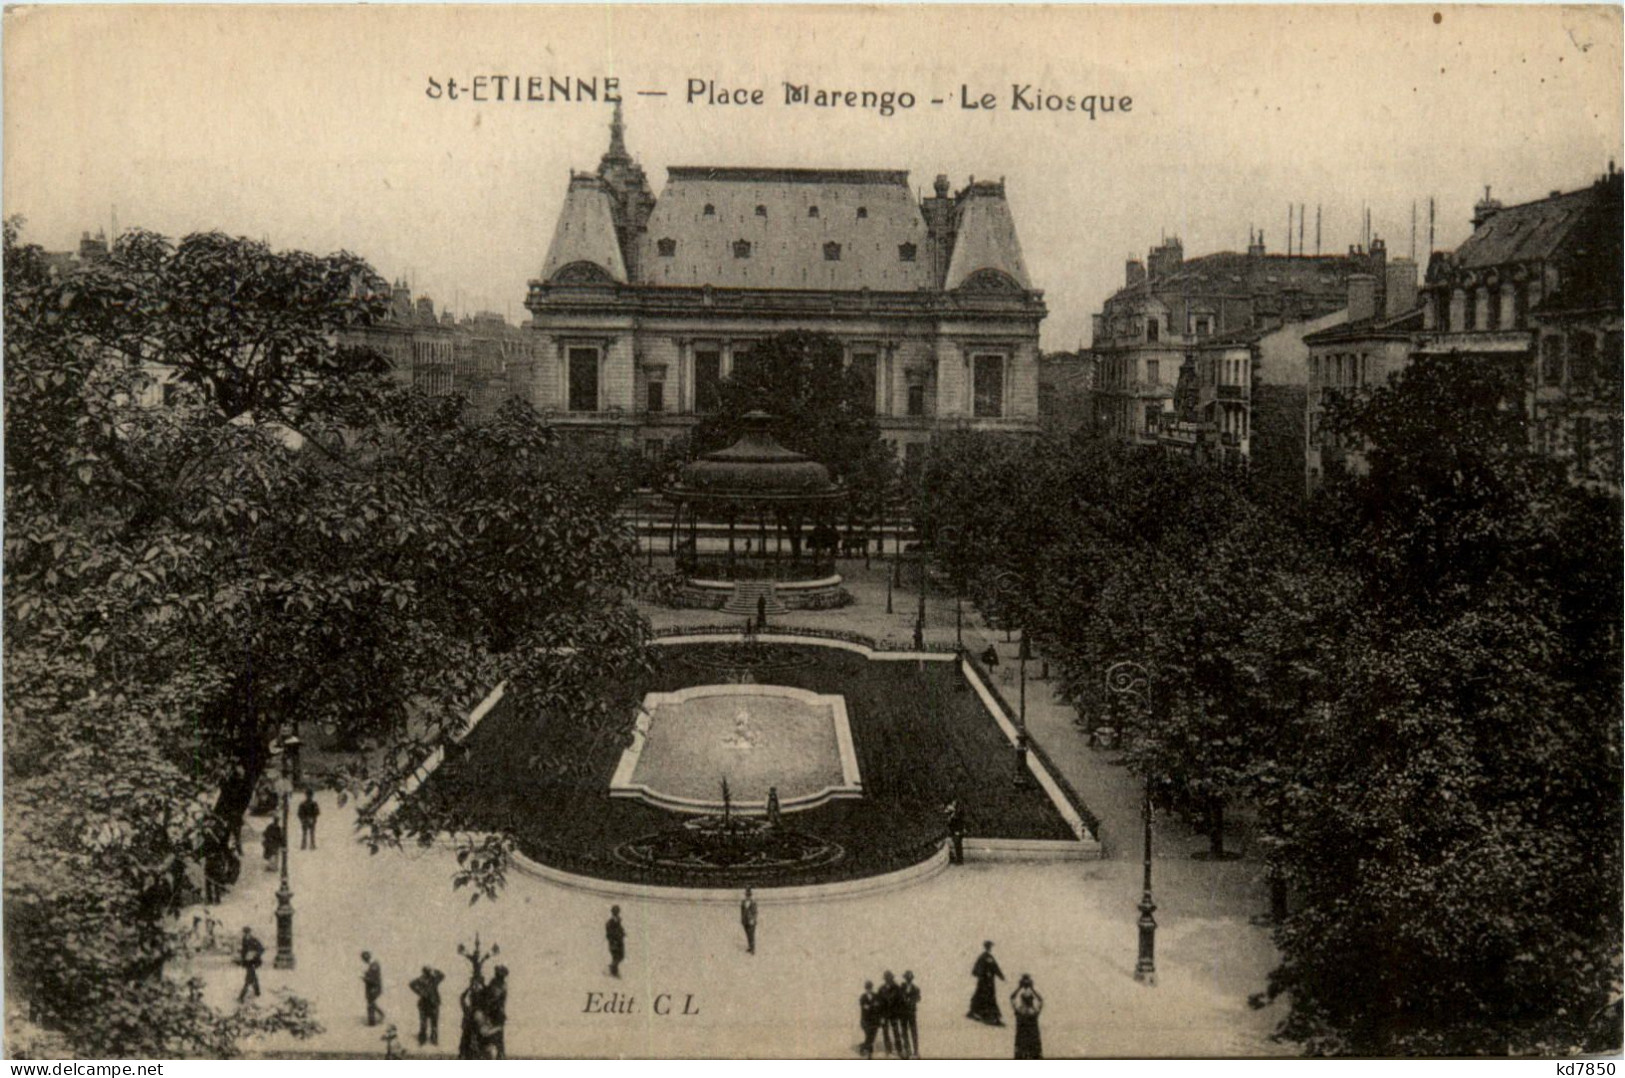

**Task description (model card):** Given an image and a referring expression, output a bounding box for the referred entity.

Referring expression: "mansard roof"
[541,174,628,284]
[945,183,1032,290]
[636,167,934,291]
[1451,182,1609,270]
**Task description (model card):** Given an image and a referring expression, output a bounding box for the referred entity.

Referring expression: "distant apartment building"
[1415,167,1622,491]
[1303,265,1423,487]
[524,105,1046,465]
[1090,230,1399,471]
[344,283,534,420]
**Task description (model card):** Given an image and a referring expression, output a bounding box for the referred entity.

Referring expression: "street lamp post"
[1105,660,1156,986]
[273,730,302,971]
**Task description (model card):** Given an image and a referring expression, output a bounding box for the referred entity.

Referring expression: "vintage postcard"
[4,3,1621,1063]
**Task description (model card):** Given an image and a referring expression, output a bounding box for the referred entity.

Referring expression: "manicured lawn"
[417,643,1075,887]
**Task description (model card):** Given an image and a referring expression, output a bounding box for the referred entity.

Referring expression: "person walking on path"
[605,906,627,978]
[901,970,922,1058]
[409,966,444,1046]
[236,927,264,1003]
[362,951,385,1026]
[740,888,759,954]
[261,816,284,872]
[297,789,320,850]
[967,941,1005,1025]
[1010,974,1044,1059]
[858,980,882,1058]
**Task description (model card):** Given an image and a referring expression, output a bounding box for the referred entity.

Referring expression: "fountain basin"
[609,684,862,814]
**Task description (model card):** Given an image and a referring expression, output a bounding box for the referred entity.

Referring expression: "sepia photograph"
[2,3,1622,1062]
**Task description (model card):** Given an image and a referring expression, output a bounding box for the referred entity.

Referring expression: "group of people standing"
[344,949,509,1058]
[967,941,1045,1059]
[858,970,922,1058]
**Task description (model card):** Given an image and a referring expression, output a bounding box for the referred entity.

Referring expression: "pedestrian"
[981,644,1000,668]
[237,926,264,1003]
[766,787,782,828]
[409,965,445,1046]
[605,905,626,977]
[880,970,909,1057]
[482,966,509,1059]
[901,970,922,1058]
[945,800,966,865]
[362,950,384,1026]
[740,888,759,955]
[261,815,284,871]
[858,980,882,1058]
[756,593,768,630]
[1010,974,1044,1059]
[297,789,320,849]
[967,940,1005,1025]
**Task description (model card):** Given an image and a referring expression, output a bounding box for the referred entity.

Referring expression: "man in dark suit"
[237,927,264,1002]
[858,981,882,1058]
[901,970,922,1057]
[740,888,759,954]
[297,789,320,849]
[605,906,626,978]
[362,951,384,1025]
[877,970,905,1057]
[409,965,445,1046]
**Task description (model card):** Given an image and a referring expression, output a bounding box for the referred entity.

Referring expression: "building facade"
[1415,166,1622,491]
[524,106,1047,463]
[1090,231,1399,463]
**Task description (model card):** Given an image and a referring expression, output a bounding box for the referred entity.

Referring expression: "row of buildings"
[1078,165,1622,493]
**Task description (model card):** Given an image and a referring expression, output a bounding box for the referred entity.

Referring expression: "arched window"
[656,238,677,257]
[755,205,767,218]
[808,206,820,218]
[857,206,868,219]
[898,242,917,262]
[824,241,842,261]
[733,239,752,259]
[703,204,716,217]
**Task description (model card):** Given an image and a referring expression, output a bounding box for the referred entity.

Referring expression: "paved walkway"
[184,556,1288,1057]
[193,799,1286,1058]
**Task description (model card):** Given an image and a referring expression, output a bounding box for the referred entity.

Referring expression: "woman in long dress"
[1010,974,1044,1059]
[967,941,1005,1025]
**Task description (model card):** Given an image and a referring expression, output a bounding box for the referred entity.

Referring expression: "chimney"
[1126,259,1147,287]
[1384,259,1418,317]
[1471,185,1503,229]
[1147,237,1183,280]
[1347,273,1377,323]
[1247,229,1266,259]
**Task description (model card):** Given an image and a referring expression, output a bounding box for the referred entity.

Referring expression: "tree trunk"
[1208,800,1226,858]
[1269,867,1288,922]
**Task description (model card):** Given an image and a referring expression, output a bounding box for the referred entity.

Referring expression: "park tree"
[691,330,895,524]
[1256,352,1624,1054]
[3,222,649,1055]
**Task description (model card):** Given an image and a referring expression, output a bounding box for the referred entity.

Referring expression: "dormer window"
[703,204,716,217]
[898,242,917,262]
[857,206,869,219]
[808,206,820,218]
[824,242,842,261]
[755,205,767,218]
[657,238,677,257]
[733,239,752,259]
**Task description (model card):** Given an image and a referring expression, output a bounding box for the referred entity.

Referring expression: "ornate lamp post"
[273,728,302,970]
[1105,660,1156,986]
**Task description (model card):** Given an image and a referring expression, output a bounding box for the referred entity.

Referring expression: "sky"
[5,4,1621,350]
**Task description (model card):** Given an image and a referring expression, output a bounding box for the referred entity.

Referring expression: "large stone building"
[523,106,1047,465]
[1416,166,1622,490]
[1090,231,1397,466]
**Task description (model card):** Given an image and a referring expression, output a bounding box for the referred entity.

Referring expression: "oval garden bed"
[415,642,1077,889]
